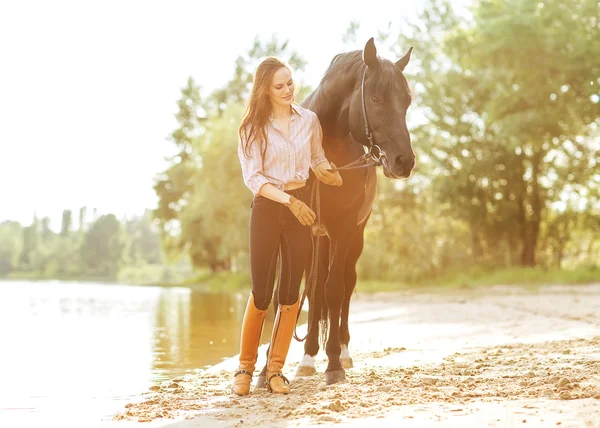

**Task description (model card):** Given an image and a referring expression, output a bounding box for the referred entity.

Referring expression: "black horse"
[259,38,414,386]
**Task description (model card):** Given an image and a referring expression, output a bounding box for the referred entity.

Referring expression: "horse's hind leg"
[340,220,367,369]
[296,236,329,377]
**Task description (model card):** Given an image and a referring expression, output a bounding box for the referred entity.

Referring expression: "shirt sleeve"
[310,113,328,171]
[238,137,270,196]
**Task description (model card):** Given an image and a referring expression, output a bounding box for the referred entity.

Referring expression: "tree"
[393,0,600,269]
[19,214,39,270]
[153,76,204,261]
[124,210,163,265]
[0,221,23,275]
[60,210,72,237]
[80,214,125,279]
[465,0,600,265]
[178,103,251,271]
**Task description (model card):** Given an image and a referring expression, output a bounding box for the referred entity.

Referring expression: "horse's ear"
[363,37,379,69]
[395,47,413,71]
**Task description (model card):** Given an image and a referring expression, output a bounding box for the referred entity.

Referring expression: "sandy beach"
[114,284,600,427]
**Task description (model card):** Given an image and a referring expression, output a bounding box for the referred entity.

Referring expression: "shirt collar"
[291,104,303,117]
[269,104,303,122]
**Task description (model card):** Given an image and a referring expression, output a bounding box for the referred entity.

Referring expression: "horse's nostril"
[395,155,404,167]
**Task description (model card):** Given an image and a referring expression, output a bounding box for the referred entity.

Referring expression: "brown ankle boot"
[266,299,299,394]
[232,294,267,396]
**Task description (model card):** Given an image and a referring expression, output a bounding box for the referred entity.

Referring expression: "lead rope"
[292,154,381,342]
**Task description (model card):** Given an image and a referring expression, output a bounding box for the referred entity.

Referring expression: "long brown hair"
[238,57,293,160]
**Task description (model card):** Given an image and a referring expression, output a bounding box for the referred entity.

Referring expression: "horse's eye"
[371,96,380,103]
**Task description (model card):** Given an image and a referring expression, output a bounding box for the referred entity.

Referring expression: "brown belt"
[284,181,306,191]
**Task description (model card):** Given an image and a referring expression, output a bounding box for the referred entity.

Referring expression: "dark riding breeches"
[249,186,311,311]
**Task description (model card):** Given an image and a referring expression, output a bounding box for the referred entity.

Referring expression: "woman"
[233,57,342,396]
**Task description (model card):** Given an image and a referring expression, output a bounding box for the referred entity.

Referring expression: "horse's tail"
[317,272,329,351]
[313,235,329,351]
[302,179,329,349]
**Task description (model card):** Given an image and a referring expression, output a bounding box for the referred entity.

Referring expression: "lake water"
[0,280,296,427]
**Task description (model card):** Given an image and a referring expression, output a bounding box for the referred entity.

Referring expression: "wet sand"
[114,284,600,427]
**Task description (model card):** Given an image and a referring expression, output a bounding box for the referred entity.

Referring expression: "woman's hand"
[315,162,343,187]
[285,196,316,226]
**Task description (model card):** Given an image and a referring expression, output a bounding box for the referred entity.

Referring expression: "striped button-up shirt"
[238,104,328,195]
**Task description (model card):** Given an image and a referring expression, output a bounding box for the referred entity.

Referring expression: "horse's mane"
[309,50,412,114]
[321,50,365,87]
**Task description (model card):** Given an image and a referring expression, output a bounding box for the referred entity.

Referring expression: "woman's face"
[267,66,295,110]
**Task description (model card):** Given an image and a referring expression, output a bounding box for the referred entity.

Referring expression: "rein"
[293,65,383,342]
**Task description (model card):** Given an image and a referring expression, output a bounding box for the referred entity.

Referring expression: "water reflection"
[0,280,306,426]
[151,290,307,381]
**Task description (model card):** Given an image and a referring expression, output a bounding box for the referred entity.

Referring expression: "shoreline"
[114,284,600,427]
[3,267,600,295]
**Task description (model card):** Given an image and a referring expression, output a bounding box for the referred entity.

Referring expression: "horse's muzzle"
[382,153,414,178]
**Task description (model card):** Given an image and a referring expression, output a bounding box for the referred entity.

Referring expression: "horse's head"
[348,38,415,179]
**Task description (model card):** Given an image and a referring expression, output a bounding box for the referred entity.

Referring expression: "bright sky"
[0,0,466,228]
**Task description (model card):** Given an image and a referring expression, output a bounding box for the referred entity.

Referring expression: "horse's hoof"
[341,357,353,369]
[324,368,345,385]
[296,365,317,377]
[255,375,267,389]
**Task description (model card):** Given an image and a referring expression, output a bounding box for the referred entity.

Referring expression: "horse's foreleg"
[324,227,356,385]
[340,220,367,369]
[339,294,353,369]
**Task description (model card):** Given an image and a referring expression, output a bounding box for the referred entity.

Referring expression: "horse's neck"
[307,95,354,145]
[323,134,364,166]
[303,72,364,161]
[315,105,362,165]
[304,72,357,123]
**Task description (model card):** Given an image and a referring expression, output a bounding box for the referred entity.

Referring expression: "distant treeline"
[0,208,175,282]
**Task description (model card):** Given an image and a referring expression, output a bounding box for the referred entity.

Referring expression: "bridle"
[293,65,385,342]
[360,65,385,165]
[329,65,386,172]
